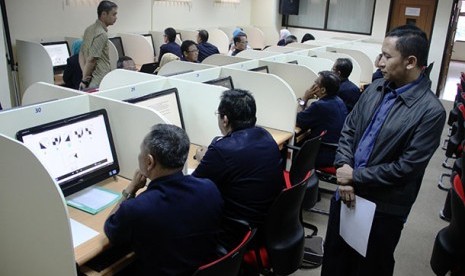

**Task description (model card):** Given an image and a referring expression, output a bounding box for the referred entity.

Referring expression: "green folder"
[66,186,121,215]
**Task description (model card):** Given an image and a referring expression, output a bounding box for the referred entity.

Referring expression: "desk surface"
[71,127,292,265]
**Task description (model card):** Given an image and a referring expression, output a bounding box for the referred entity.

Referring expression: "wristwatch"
[297,98,306,107]
[122,189,135,200]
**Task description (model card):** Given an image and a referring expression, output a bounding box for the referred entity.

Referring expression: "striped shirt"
[81,20,110,88]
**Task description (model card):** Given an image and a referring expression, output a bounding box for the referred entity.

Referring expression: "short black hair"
[386,25,429,68]
[301,33,315,43]
[198,30,209,42]
[97,1,117,17]
[181,40,197,54]
[164,27,177,43]
[218,89,257,131]
[285,35,297,45]
[233,32,247,44]
[318,71,340,97]
[333,58,353,79]
[143,124,190,169]
[116,56,133,69]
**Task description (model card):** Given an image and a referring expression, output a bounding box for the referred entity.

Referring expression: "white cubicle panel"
[240,26,266,50]
[202,54,250,66]
[16,39,55,97]
[307,50,362,86]
[285,54,333,76]
[171,67,223,83]
[236,49,282,59]
[157,60,215,76]
[221,68,297,133]
[255,26,279,47]
[263,45,302,54]
[119,33,155,66]
[99,69,160,91]
[284,42,320,49]
[178,29,198,43]
[326,47,374,83]
[219,26,237,41]
[0,134,77,276]
[346,41,382,63]
[22,82,82,106]
[108,40,119,70]
[207,28,231,54]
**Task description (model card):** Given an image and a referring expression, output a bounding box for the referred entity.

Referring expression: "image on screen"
[124,88,185,129]
[42,41,71,71]
[204,76,235,90]
[16,109,120,197]
[109,36,125,59]
[249,65,270,74]
[288,60,298,64]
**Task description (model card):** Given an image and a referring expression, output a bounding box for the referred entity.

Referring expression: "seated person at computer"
[63,39,83,90]
[277,29,291,46]
[158,27,182,63]
[301,33,315,43]
[197,29,220,62]
[180,40,199,63]
[229,32,248,56]
[154,53,180,74]
[192,89,285,232]
[332,58,360,112]
[297,71,348,167]
[116,56,137,71]
[105,124,223,275]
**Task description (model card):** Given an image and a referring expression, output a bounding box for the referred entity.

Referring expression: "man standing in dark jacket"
[321,25,446,276]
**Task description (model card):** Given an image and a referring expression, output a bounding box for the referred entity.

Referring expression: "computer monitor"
[288,60,298,64]
[42,41,71,72]
[249,65,270,74]
[176,32,183,42]
[124,88,185,129]
[141,33,155,53]
[139,62,158,74]
[16,109,120,197]
[203,76,235,90]
[109,36,125,58]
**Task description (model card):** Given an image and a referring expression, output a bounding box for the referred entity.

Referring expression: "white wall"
[0,4,12,108]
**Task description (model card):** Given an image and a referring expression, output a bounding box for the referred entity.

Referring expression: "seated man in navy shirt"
[192,89,285,230]
[296,71,348,167]
[105,124,223,276]
[158,27,182,63]
[332,58,361,112]
[197,29,220,62]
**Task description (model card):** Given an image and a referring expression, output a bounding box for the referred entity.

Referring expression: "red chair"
[192,218,255,276]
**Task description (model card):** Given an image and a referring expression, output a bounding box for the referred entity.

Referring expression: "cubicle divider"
[99,69,161,91]
[21,82,83,106]
[178,29,198,43]
[236,49,283,59]
[224,58,317,99]
[119,33,156,66]
[202,54,250,66]
[263,45,303,54]
[16,39,55,97]
[240,26,266,50]
[157,60,215,76]
[255,26,279,47]
[270,53,333,81]
[0,93,169,275]
[206,28,230,54]
[326,47,374,83]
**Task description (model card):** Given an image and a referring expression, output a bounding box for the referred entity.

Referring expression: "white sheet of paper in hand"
[339,195,376,257]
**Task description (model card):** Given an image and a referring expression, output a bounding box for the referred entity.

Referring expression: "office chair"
[192,218,255,276]
[315,142,339,193]
[430,173,465,276]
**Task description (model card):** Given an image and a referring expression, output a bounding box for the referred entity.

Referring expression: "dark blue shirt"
[197,42,220,62]
[296,95,348,167]
[104,172,223,276]
[354,76,424,168]
[192,127,285,228]
[62,54,82,90]
[158,42,182,63]
[337,79,360,112]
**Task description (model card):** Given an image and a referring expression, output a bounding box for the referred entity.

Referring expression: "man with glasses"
[180,40,199,63]
[230,32,248,56]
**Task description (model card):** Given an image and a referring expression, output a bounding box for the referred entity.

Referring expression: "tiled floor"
[441,60,464,101]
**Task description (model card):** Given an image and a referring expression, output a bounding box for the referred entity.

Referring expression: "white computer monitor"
[42,41,71,72]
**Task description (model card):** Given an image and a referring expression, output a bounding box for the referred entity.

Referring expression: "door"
[388,0,437,39]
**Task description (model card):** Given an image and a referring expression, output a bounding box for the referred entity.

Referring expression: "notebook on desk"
[139,62,158,74]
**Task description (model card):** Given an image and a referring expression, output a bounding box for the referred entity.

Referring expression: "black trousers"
[321,197,404,276]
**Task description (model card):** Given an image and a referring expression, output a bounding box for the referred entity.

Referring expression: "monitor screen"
[42,41,71,71]
[204,76,235,90]
[16,109,119,197]
[288,60,298,64]
[249,65,269,74]
[142,33,154,51]
[109,36,125,58]
[124,88,185,129]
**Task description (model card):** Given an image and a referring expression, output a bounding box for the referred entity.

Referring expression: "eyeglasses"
[214,111,224,116]
[187,49,199,53]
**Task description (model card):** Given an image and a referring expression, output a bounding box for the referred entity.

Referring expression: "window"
[285,0,377,35]
[456,1,465,41]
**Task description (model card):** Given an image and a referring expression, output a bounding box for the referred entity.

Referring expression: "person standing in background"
[79,0,117,90]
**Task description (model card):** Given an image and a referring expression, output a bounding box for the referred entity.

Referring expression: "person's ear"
[406,55,417,70]
[146,153,155,172]
[222,114,229,128]
[320,87,327,95]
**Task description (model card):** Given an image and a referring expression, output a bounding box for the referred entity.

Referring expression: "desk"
[70,176,130,266]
